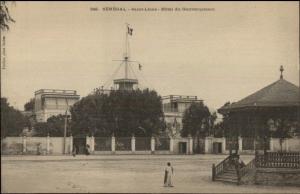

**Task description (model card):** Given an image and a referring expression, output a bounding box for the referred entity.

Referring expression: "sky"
[1,1,299,114]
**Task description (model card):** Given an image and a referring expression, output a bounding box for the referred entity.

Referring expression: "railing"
[212,155,232,181]
[35,89,77,95]
[240,158,255,177]
[255,152,300,168]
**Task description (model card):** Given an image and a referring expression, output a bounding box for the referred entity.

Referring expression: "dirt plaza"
[1,155,300,193]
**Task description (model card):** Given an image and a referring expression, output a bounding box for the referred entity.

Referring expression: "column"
[22,135,27,154]
[238,136,243,152]
[204,137,211,153]
[91,135,95,153]
[269,137,274,151]
[169,137,174,153]
[86,135,89,146]
[69,134,73,154]
[151,137,155,153]
[111,135,115,153]
[222,137,226,154]
[188,135,193,154]
[46,134,50,154]
[131,135,135,152]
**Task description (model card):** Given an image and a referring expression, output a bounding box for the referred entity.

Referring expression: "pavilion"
[218,66,300,151]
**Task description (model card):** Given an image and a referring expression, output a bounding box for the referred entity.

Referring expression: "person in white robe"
[164,162,174,187]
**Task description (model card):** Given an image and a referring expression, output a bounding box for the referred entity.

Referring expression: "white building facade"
[34,89,80,122]
[162,95,202,137]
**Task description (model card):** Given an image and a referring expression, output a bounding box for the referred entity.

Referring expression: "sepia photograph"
[1,1,299,193]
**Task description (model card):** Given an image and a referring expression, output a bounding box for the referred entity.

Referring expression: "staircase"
[212,155,255,185]
[214,165,238,184]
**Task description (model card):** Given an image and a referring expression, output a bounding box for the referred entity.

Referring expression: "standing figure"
[164,162,174,187]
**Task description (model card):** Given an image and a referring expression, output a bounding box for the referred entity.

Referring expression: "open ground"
[1,154,300,193]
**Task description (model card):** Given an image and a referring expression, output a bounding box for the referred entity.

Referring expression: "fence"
[94,137,111,151]
[115,137,131,151]
[2,135,299,155]
[242,137,254,150]
[255,152,300,168]
[135,137,151,151]
[155,138,170,150]
[225,137,238,150]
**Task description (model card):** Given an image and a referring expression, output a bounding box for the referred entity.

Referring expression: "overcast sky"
[1,1,299,113]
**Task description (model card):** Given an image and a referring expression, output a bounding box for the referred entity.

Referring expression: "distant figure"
[72,145,77,157]
[85,144,90,155]
[164,162,174,187]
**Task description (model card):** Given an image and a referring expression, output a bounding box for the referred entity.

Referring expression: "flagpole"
[125,23,129,79]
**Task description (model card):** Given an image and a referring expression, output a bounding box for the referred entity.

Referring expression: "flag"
[128,26,133,36]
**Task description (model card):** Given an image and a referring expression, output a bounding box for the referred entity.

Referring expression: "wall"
[1,137,23,155]
[255,168,300,186]
[1,136,72,155]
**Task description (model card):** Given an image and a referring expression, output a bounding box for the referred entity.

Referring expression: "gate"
[193,137,205,154]
[73,137,86,154]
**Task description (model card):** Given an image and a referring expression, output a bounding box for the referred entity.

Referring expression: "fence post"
[169,137,174,153]
[111,135,115,153]
[131,135,135,153]
[188,135,193,154]
[212,164,216,181]
[238,136,243,152]
[46,134,50,154]
[22,135,27,154]
[91,135,95,153]
[151,137,155,154]
[222,137,226,154]
[69,134,73,154]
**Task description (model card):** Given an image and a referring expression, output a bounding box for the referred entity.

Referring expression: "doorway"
[213,142,222,154]
[178,142,187,154]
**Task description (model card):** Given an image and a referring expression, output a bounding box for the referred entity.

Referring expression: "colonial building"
[162,95,203,137]
[34,89,80,122]
[218,66,300,150]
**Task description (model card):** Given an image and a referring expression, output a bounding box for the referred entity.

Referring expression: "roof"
[218,78,300,113]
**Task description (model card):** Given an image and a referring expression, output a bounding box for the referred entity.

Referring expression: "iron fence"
[155,138,170,150]
[135,137,151,151]
[116,137,131,151]
[94,137,111,151]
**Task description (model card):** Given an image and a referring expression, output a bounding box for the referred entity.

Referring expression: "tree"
[181,102,211,153]
[1,98,26,138]
[209,111,217,136]
[24,98,35,111]
[34,114,70,137]
[70,88,165,137]
[0,1,15,31]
